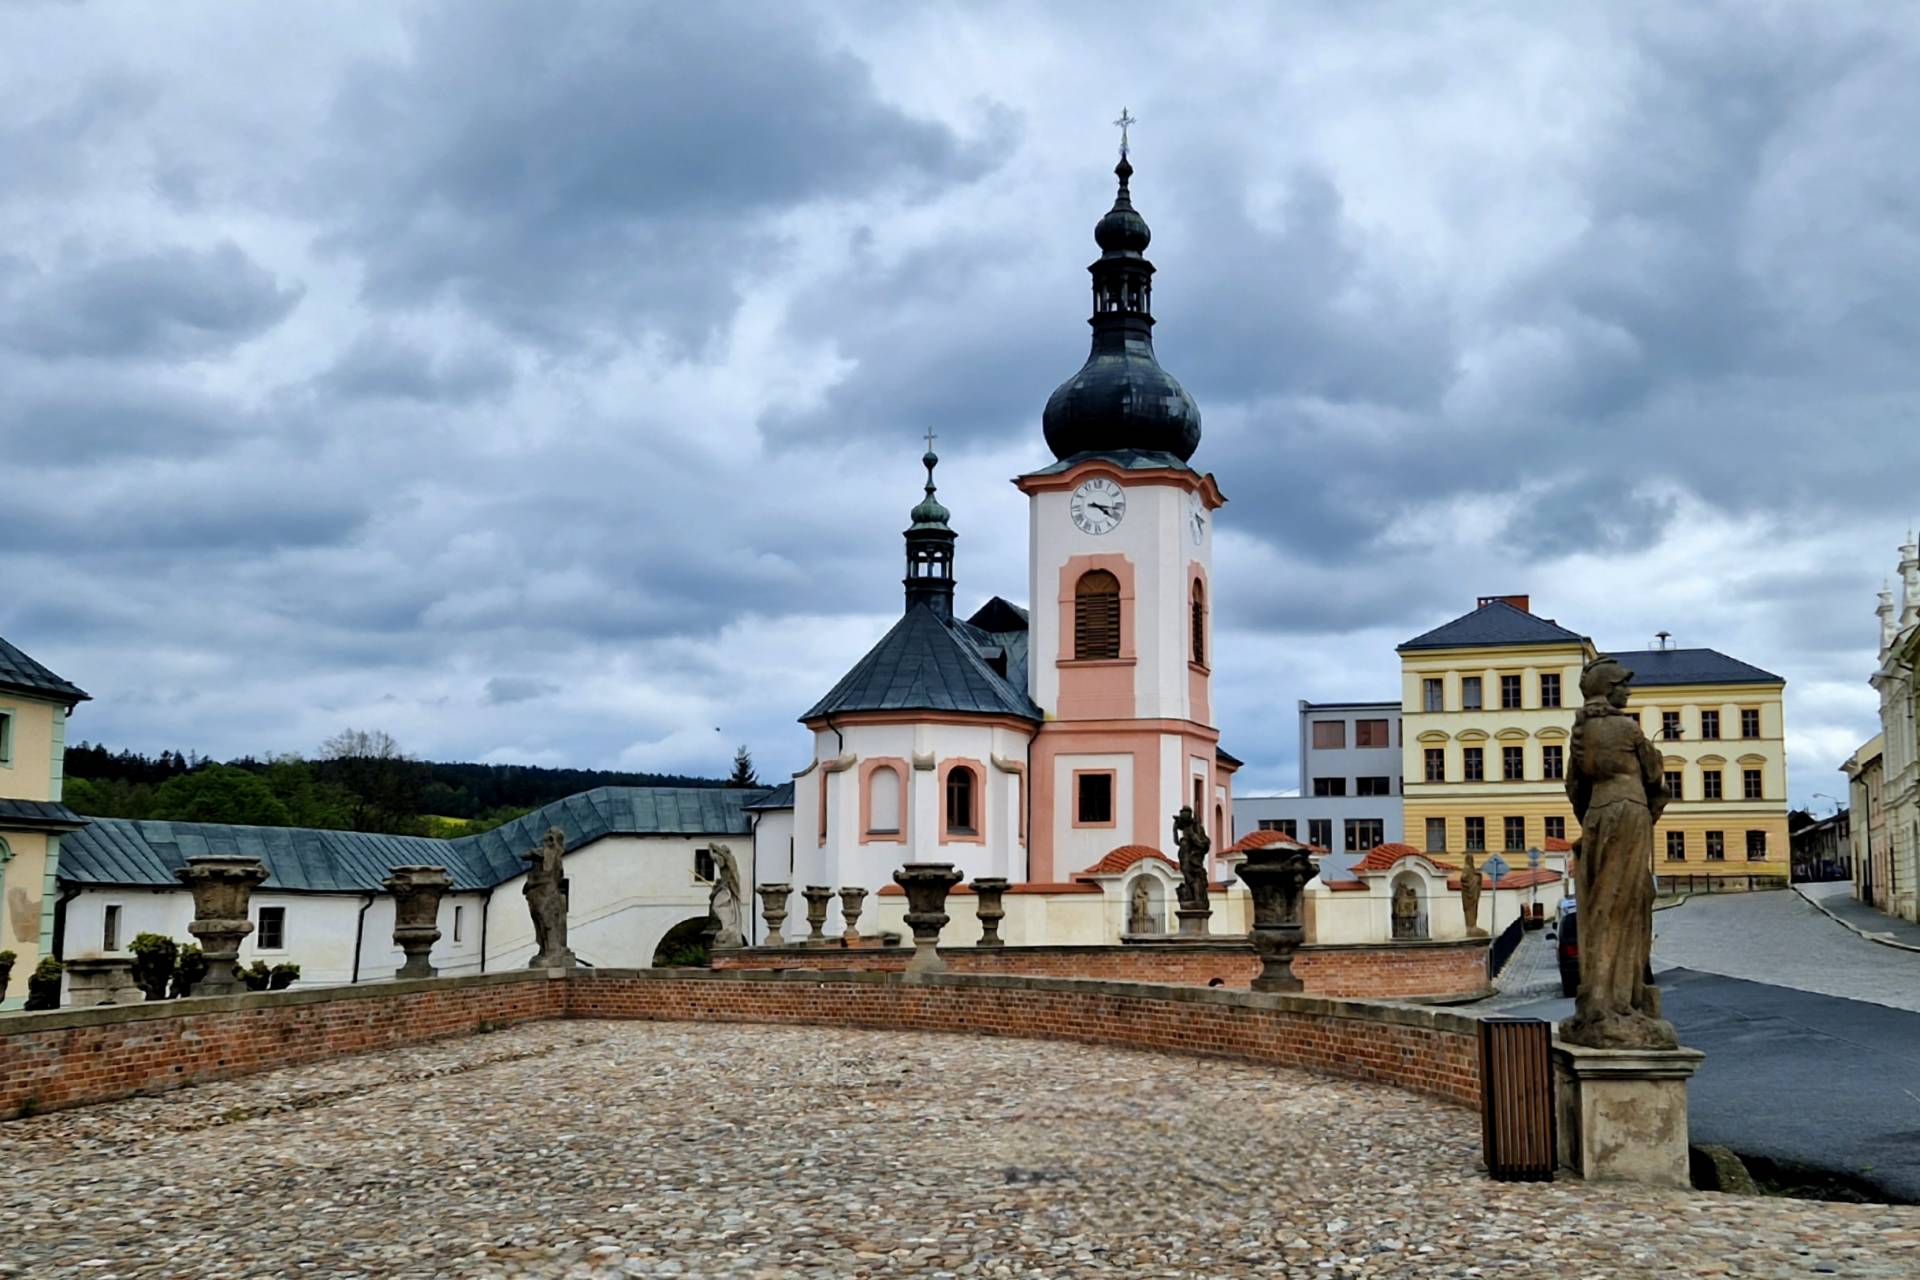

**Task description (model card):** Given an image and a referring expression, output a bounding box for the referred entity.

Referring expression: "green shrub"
[24,956,63,1011]
[268,963,300,991]
[128,933,179,1000]
[172,945,208,999]
[242,960,273,992]
[0,948,16,997]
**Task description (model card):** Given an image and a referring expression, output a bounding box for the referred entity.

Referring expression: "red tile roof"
[1351,843,1458,873]
[1544,836,1572,853]
[1322,877,1370,891]
[1078,844,1177,875]
[1451,865,1563,891]
[1225,829,1315,855]
[876,880,1101,896]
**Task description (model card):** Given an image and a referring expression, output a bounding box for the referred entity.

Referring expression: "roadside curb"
[1653,894,1690,912]
[1794,885,1920,955]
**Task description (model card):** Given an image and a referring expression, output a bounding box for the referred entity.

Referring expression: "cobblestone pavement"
[6,1021,1919,1278]
[1651,889,1920,1012]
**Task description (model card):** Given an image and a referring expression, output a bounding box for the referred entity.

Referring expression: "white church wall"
[1048,750,1137,878]
[748,808,795,944]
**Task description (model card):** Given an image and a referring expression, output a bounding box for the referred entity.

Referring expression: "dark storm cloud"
[320,2,997,350]
[0,242,302,360]
[315,328,514,405]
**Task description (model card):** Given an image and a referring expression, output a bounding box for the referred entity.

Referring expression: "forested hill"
[61,739,742,839]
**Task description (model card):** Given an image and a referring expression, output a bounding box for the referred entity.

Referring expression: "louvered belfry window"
[1190,579,1206,666]
[1074,570,1121,659]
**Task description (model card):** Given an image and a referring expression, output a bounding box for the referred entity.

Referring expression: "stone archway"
[652,916,712,968]
[1126,875,1168,936]
[1389,872,1428,941]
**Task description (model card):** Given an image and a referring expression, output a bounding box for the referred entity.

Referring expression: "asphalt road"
[1503,891,1920,1202]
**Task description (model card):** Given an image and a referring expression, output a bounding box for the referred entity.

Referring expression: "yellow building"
[1398,596,1789,889]
[0,635,90,1006]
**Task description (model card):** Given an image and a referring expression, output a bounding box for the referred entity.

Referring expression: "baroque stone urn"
[892,862,963,973]
[1234,843,1319,993]
[801,885,835,946]
[175,855,270,996]
[838,886,868,942]
[970,877,1009,947]
[757,882,792,946]
[383,864,453,979]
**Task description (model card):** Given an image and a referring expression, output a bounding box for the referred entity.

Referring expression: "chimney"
[1476,594,1531,614]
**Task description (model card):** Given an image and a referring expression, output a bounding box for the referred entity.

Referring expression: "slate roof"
[0,797,89,831]
[801,603,1042,723]
[745,780,794,811]
[1398,601,1588,652]
[0,635,90,705]
[1607,647,1784,687]
[56,785,769,891]
[1023,448,1195,477]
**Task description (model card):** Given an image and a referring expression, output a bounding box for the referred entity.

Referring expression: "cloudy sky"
[3,1,1914,805]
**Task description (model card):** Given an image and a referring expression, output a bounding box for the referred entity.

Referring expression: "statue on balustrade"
[1171,806,1211,914]
[706,843,746,948]
[523,826,576,969]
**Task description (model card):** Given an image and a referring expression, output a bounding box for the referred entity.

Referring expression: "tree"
[317,727,427,835]
[726,745,759,789]
[320,728,403,760]
[150,765,292,826]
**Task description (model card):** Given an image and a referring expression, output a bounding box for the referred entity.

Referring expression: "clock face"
[1186,491,1207,545]
[1070,477,1126,535]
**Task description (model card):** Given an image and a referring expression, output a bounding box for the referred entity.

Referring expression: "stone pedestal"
[838,886,868,942]
[1175,905,1212,938]
[757,882,792,946]
[383,864,452,979]
[892,862,963,973]
[1235,844,1317,992]
[64,956,144,1006]
[801,885,834,946]
[175,856,270,996]
[971,877,1008,946]
[1552,1040,1705,1189]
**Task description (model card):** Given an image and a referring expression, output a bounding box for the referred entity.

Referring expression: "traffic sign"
[1482,853,1511,882]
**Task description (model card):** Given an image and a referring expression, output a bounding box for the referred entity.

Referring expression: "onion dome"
[1042,151,1201,463]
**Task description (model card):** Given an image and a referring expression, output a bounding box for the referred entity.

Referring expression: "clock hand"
[1090,502,1118,516]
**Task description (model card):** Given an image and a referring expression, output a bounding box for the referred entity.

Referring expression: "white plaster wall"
[1049,751,1136,875]
[749,808,795,945]
[1306,869,1549,945]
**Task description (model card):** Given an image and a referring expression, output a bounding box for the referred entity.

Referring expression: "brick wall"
[0,970,564,1120]
[569,969,1482,1108]
[715,940,1490,1001]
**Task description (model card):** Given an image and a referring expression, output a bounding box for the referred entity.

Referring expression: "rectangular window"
[1257,818,1297,836]
[1502,745,1525,781]
[453,905,465,943]
[1425,817,1447,852]
[256,906,286,951]
[1464,817,1486,851]
[1077,772,1114,824]
[1503,816,1525,851]
[0,710,11,765]
[1701,710,1721,740]
[1500,674,1523,709]
[1461,676,1483,711]
[1424,748,1445,782]
[1743,769,1763,800]
[1539,673,1561,708]
[103,904,122,952]
[1661,711,1683,741]
[1311,720,1346,750]
[1463,747,1484,781]
[1706,830,1725,861]
[1746,830,1768,860]
[1312,777,1347,797]
[1666,830,1686,861]
[1703,770,1723,801]
[1741,708,1761,739]
[1307,818,1332,849]
[1664,770,1683,801]
[1345,818,1385,852]
[1423,678,1444,712]
[695,846,717,882]
[1356,776,1392,797]
[1542,745,1564,780]
[1355,718,1391,747]
[1544,815,1566,842]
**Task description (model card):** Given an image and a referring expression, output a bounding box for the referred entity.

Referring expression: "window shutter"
[1074,571,1121,659]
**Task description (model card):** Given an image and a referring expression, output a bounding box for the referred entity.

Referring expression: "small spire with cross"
[1113,108,1136,159]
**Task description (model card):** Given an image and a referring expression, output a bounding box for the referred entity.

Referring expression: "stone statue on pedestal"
[1128,877,1153,935]
[1459,852,1486,937]
[706,844,745,948]
[1559,656,1677,1050]
[1391,879,1420,940]
[523,827,576,969]
[1172,806,1210,912]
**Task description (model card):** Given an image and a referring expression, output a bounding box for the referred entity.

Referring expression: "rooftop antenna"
[1654,630,1672,651]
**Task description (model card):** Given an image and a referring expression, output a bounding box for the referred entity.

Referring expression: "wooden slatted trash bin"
[1479,1016,1555,1181]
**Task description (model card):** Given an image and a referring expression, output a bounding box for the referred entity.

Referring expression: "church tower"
[1016,125,1232,882]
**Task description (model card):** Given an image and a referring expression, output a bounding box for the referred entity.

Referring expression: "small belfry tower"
[1016,116,1232,882]
[903,432,956,619]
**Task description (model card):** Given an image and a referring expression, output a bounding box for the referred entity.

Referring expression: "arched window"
[945,766,977,836]
[1190,578,1206,666]
[868,764,901,834]
[1074,570,1121,660]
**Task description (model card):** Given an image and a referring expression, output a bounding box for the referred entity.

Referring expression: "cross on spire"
[924,426,937,454]
[1113,108,1136,158]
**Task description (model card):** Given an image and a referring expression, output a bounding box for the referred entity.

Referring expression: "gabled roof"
[0,797,89,832]
[1608,647,1783,687]
[1398,600,1587,653]
[1352,842,1457,873]
[802,603,1041,723]
[57,785,769,891]
[966,597,1029,633]
[1078,844,1176,875]
[0,635,90,705]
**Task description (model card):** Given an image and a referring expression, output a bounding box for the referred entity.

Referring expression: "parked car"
[1555,906,1579,998]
